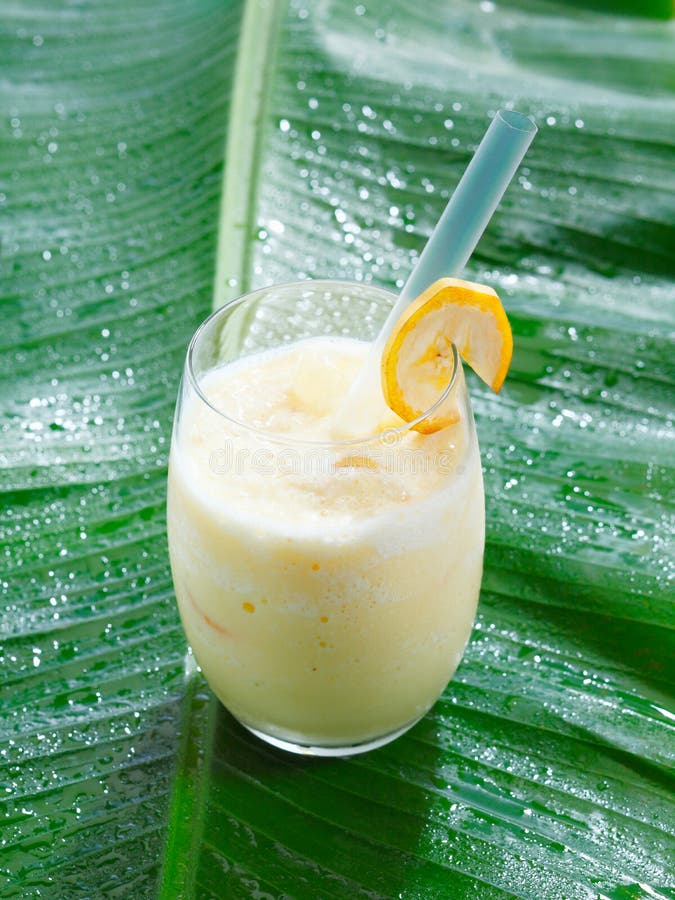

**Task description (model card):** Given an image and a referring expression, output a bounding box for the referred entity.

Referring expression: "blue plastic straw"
[383,109,537,332]
[338,110,536,429]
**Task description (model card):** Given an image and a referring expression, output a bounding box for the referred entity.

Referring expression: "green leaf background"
[2,1,673,897]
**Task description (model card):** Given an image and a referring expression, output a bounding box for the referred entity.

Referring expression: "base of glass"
[241,715,424,757]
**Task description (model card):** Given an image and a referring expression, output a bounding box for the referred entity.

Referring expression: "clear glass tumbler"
[167,281,485,756]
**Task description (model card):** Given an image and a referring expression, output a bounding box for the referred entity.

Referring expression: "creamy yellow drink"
[167,334,484,751]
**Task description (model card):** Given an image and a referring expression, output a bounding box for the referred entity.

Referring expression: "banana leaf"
[2,0,673,897]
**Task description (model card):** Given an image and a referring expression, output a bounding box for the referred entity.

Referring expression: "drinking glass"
[167,281,485,756]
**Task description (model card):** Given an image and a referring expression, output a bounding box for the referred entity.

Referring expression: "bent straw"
[337,109,536,432]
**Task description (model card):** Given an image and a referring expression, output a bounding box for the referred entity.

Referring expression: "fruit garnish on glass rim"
[381,277,513,434]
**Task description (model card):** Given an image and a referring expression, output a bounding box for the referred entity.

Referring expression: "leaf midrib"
[212,0,283,309]
[156,2,284,896]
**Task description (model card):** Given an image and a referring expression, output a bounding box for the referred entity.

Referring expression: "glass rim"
[186,279,461,448]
